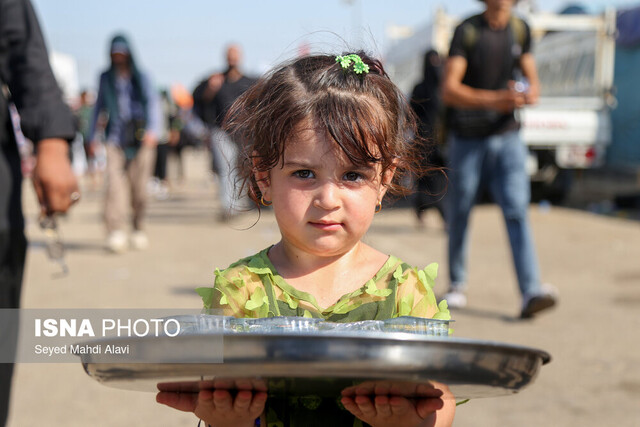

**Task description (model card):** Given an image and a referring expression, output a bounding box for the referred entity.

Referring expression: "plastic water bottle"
[514,78,530,94]
[513,69,530,94]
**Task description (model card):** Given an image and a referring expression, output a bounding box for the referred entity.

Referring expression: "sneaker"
[520,284,558,319]
[130,231,149,250]
[107,230,128,254]
[147,177,160,196]
[155,182,170,201]
[443,289,467,309]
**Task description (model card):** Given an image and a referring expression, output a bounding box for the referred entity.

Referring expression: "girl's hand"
[341,381,455,427]
[156,389,267,427]
[341,394,444,427]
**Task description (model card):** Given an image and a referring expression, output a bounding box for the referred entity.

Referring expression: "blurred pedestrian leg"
[447,130,541,299]
[210,128,243,219]
[104,144,155,251]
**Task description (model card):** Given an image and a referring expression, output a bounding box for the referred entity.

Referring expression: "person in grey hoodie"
[89,34,161,253]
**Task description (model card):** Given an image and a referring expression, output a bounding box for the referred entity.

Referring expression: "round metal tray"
[80,332,551,399]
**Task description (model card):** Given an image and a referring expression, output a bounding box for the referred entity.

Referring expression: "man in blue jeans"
[442,0,557,318]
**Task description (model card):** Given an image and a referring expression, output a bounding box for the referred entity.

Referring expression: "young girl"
[156,52,455,427]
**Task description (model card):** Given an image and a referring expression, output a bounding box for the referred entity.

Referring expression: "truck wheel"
[531,170,573,205]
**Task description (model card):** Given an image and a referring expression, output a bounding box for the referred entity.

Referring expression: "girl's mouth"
[309,221,343,231]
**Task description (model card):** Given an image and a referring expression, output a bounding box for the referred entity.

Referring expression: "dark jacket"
[410,49,442,141]
[0,0,75,231]
[193,72,255,128]
[88,34,161,147]
[0,0,75,143]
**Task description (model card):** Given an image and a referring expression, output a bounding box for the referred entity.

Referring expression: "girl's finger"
[340,397,364,418]
[389,395,412,416]
[233,390,253,412]
[374,395,392,417]
[354,395,377,417]
[416,397,444,419]
[195,389,215,412]
[249,391,268,416]
[198,389,214,401]
[193,390,216,422]
[341,385,356,396]
[212,389,233,412]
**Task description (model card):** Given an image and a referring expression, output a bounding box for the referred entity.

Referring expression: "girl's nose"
[313,181,340,210]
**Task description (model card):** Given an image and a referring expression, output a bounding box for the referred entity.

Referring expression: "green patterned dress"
[196,248,450,427]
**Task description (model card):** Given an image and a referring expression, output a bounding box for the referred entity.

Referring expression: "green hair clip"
[336,54,370,75]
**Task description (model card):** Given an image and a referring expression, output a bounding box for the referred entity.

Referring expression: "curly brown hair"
[224,51,434,208]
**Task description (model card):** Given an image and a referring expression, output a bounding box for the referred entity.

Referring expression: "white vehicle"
[385,7,617,202]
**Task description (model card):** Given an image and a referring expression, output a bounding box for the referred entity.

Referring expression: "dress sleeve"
[395,263,450,320]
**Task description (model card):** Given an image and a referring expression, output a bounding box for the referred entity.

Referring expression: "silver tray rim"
[79,333,551,399]
[78,332,551,364]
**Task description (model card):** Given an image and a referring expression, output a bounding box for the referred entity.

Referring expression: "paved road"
[7,149,640,426]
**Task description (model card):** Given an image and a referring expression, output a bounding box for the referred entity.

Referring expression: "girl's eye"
[344,171,363,182]
[293,170,314,179]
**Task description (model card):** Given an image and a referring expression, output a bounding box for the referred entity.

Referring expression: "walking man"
[442,0,557,318]
[193,44,255,220]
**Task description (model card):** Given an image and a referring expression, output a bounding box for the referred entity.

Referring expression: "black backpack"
[447,15,528,138]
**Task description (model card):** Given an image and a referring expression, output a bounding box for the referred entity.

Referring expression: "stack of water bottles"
[166,315,451,337]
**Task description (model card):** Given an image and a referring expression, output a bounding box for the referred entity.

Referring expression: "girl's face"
[256,127,393,259]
